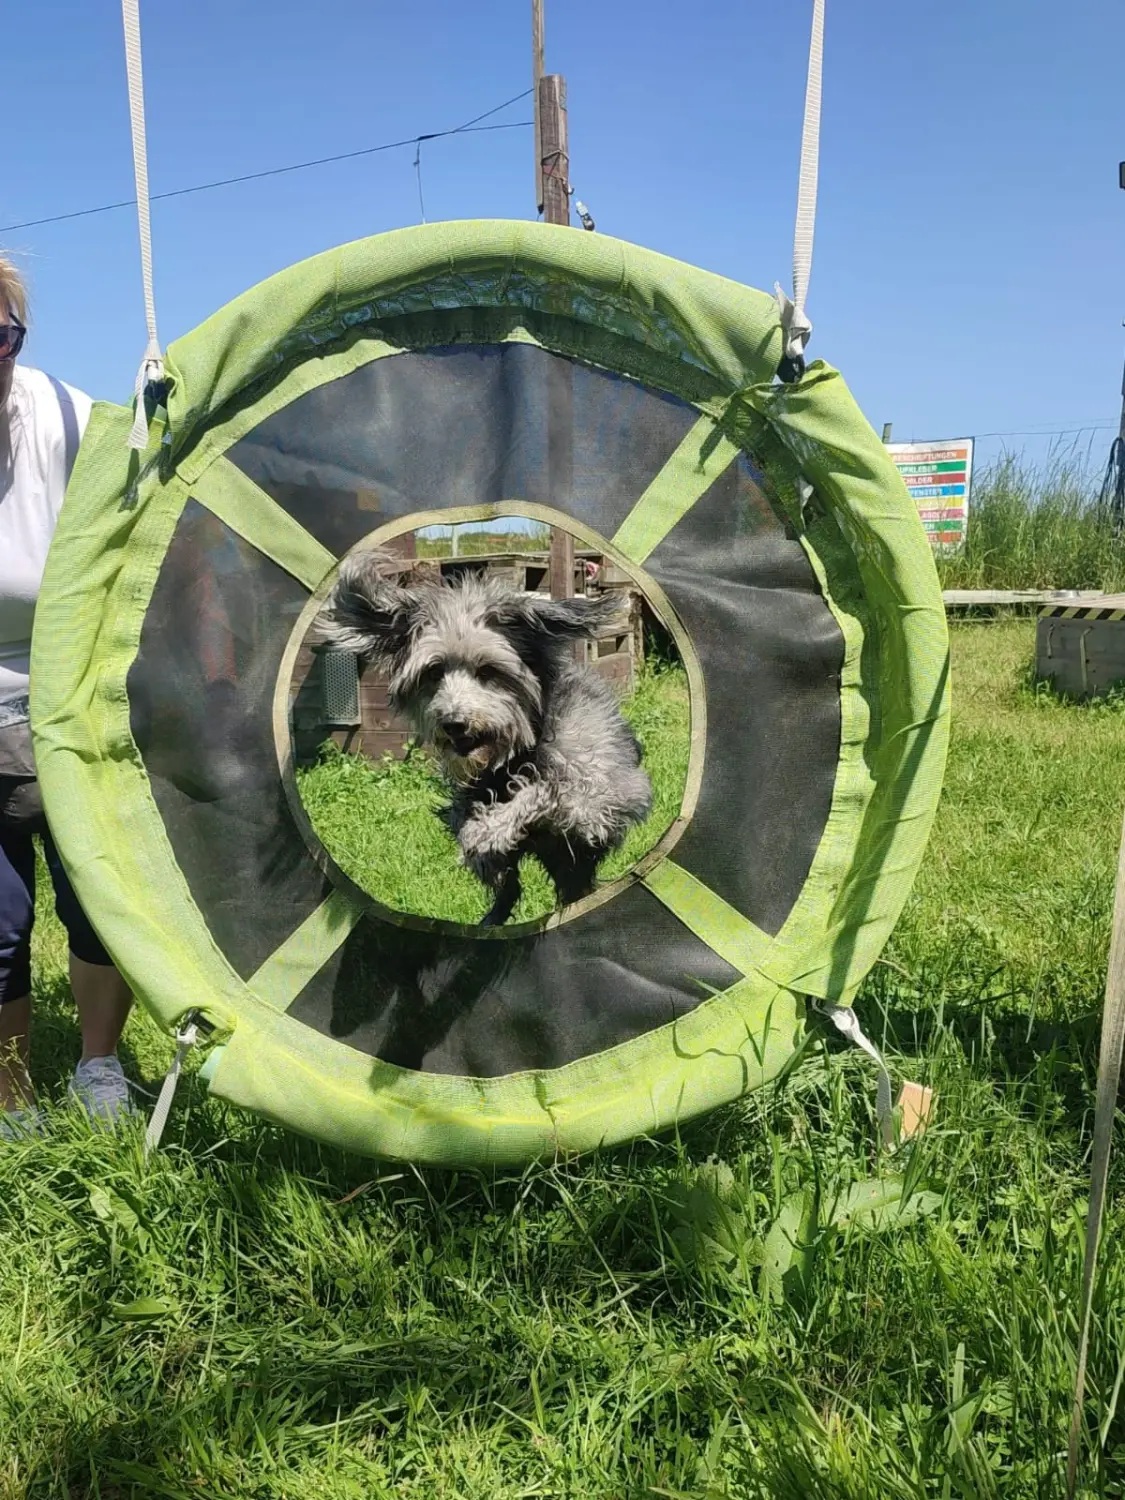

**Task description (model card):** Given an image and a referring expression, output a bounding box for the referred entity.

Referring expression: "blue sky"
[5,0,1123,470]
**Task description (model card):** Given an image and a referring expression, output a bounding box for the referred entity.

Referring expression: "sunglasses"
[0,322,26,361]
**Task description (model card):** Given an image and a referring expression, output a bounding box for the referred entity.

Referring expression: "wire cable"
[971,423,1116,440]
[0,90,532,236]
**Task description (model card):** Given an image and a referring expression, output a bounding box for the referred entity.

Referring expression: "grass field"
[415,525,553,559]
[5,620,1125,1498]
[294,664,690,923]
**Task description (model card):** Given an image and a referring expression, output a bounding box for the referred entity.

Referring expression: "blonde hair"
[0,255,28,326]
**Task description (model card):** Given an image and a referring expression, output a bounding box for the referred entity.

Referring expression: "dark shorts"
[0,724,114,1002]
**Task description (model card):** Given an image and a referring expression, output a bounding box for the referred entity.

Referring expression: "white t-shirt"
[0,366,91,725]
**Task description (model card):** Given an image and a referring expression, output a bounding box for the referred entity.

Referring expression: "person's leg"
[70,954,133,1062]
[0,824,35,1112]
[43,833,136,1121]
[0,995,33,1111]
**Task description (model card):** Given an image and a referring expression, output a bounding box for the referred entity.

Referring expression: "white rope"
[775,0,825,367]
[121,0,164,450]
[817,1002,895,1150]
[143,1015,198,1158]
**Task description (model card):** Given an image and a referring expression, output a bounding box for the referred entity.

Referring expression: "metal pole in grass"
[1067,805,1125,1497]
[1103,165,1125,532]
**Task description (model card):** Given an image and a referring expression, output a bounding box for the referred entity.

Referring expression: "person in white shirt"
[0,255,136,1137]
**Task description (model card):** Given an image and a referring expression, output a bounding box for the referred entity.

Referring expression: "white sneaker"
[0,1106,48,1141]
[69,1056,140,1126]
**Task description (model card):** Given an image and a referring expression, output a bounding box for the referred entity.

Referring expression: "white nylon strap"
[144,1017,198,1158]
[776,0,825,365]
[121,0,164,450]
[818,1002,895,1150]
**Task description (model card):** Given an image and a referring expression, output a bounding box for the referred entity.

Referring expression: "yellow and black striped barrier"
[1039,603,1125,621]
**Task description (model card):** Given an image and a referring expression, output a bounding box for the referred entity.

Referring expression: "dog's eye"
[416,664,443,691]
[477,666,506,687]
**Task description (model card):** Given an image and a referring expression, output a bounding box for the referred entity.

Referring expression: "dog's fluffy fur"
[317,549,653,924]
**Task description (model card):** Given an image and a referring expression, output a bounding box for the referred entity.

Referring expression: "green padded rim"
[31,221,949,1165]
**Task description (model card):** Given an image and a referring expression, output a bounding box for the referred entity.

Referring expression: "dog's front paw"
[457,806,508,860]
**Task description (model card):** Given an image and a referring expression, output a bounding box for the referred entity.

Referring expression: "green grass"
[415,526,553,559]
[4,621,1125,1497]
[937,453,1125,591]
[295,663,691,923]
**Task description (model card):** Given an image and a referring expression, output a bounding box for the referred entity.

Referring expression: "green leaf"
[830,1176,943,1233]
[945,1342,988,1459]
[759,1189,816,1304]
[89,1185,141,1238]
[109,1297,175,1321]
[665,1162,754,1279]
[88,1185,119,1224]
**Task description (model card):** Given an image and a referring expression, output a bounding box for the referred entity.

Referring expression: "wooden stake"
[549,527,575,602]
[1067,806,1125,1496]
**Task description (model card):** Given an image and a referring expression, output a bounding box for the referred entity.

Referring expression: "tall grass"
[937,450,1125,591]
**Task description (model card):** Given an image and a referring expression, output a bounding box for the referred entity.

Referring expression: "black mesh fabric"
[132,344,844,1074]
[645,457,844,933]
[228,344,700,554]
[128,501,333,977]
[287,884,741,1076]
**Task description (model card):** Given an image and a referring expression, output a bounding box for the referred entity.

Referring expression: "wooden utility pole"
[534,0,575,605]
[532,0,569,227]
[538,75,570,229]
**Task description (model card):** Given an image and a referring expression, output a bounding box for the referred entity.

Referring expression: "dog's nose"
[443,719,469,739]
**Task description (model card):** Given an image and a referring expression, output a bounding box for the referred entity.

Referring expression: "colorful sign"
[885,439,973,550]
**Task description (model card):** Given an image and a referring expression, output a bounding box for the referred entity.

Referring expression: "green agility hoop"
[31,221,949,1165]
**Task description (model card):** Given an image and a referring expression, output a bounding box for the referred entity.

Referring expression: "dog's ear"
[490,591,626,642]
[315,550,416,661]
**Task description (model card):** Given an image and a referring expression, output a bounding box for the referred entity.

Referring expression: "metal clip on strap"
[144,1013,200,1158]
[817,1002,895,1150]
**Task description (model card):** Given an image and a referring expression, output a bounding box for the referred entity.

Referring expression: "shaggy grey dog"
[317,549,653,925]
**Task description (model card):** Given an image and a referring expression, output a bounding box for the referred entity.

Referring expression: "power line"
[896,423,1117,445]
[0,90,533,236]
[894,423,1119,448]
[972,424,1117,440]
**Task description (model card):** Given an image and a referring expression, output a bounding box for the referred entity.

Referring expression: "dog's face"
[399,584,544,777]
[318,549,622,780]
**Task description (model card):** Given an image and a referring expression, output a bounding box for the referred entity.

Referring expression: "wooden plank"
[943,589,1110,609]
[591,651,634,697]
[549,527,576,602]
